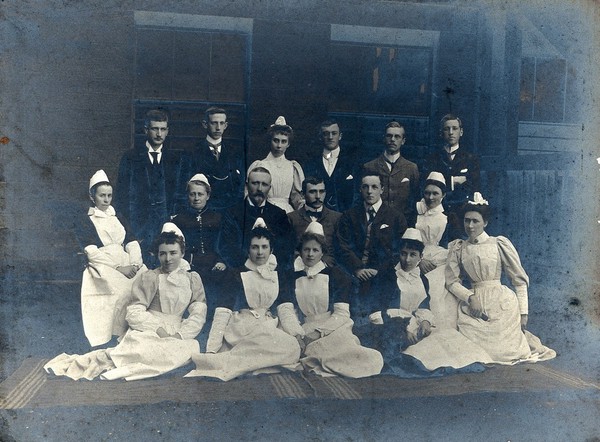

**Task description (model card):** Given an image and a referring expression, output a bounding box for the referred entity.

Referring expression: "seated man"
[219,166,292,270]
[287,177,342,267]
[336,172,407,317]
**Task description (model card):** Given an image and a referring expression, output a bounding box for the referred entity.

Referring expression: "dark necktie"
[150,151,159,165]
[306,210,321,220]
[367,207,376,225]
[208,143,221,161]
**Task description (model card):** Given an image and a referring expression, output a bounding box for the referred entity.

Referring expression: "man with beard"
[287,177,342,267]
[219,167,292,270]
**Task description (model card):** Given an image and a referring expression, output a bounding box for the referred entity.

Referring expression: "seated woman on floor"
[357,228,435,369]
[77,169,147,347]
[404,193,556,370]
[44,223,207,381]
[186,219,301,381]
[277,222,383,378]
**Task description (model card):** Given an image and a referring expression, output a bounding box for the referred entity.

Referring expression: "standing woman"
[247,116,305,213]
[404,193,555,369]
[415,171,449,273]
[186,221,301,381]
[77,170,147,347]
[279,222,383,378]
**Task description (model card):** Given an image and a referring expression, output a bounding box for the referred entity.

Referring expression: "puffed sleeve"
[289,160,305,210]
[177,272,208,340]
[126,271,163,333]
[445,239,474,303]
[497,236,529,315]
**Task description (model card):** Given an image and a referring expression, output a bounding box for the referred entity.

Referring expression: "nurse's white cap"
[401,228,424,243]
[188,173,210,186]
[304,221,324,236]
[89,169,110,191]
[161,222,185,241]
[252,217,268,230]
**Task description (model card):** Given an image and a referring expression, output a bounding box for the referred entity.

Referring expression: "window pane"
[533,58,566,122]
[330,43,431,115]
[172,31,211,101]
[209,33,247,102]
[136,29,173,99]
[519,57,535,121]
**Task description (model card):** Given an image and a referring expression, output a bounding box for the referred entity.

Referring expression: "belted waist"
[472,280,501,289]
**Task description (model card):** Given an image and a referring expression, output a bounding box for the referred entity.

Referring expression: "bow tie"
[306,210,322,219]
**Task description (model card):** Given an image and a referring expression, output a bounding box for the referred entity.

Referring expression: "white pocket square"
[346,174,353,180]
[401,177,410,183]
[460,168,468,173]
[380,224,389,229]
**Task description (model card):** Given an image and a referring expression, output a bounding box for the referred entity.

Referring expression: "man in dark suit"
[287,177,342,267]
[302,119,357,213]
[336,173,407,316]
[424,114,481,239]
[362,121,420,223]
[114,108,190,263]
[219,166,292,269]
[191,107,244,210]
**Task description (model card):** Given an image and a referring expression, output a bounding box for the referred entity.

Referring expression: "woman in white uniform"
[45,223,208,380]
[278,222,383,378]
[186,221,301,381]
[404,193,556,370]
[246,116,305,213]
[76,170,147,347]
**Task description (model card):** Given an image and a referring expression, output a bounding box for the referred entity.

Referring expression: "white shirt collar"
[247,197,266,208]
[394,262,421,279]
[384,151,401,164]
[469,231,490,244]
[364,199,382,213]
[323,146,340,159]
[146,141,163,153]
[445,143,460,154]
[293,256,327,277]
[88,205,116,217]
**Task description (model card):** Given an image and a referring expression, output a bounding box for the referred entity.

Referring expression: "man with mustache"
[114,108,190,264]
[218,167,292,269]
[362,121,419,223]
[423,114,481,239]
[287,177,342,267]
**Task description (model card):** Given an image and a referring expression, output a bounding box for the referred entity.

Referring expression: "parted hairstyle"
[461,202,491,223]
[400,238,425,255]
[153,231,185,256]
[144,108,169,128]
[297,231,329,255]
